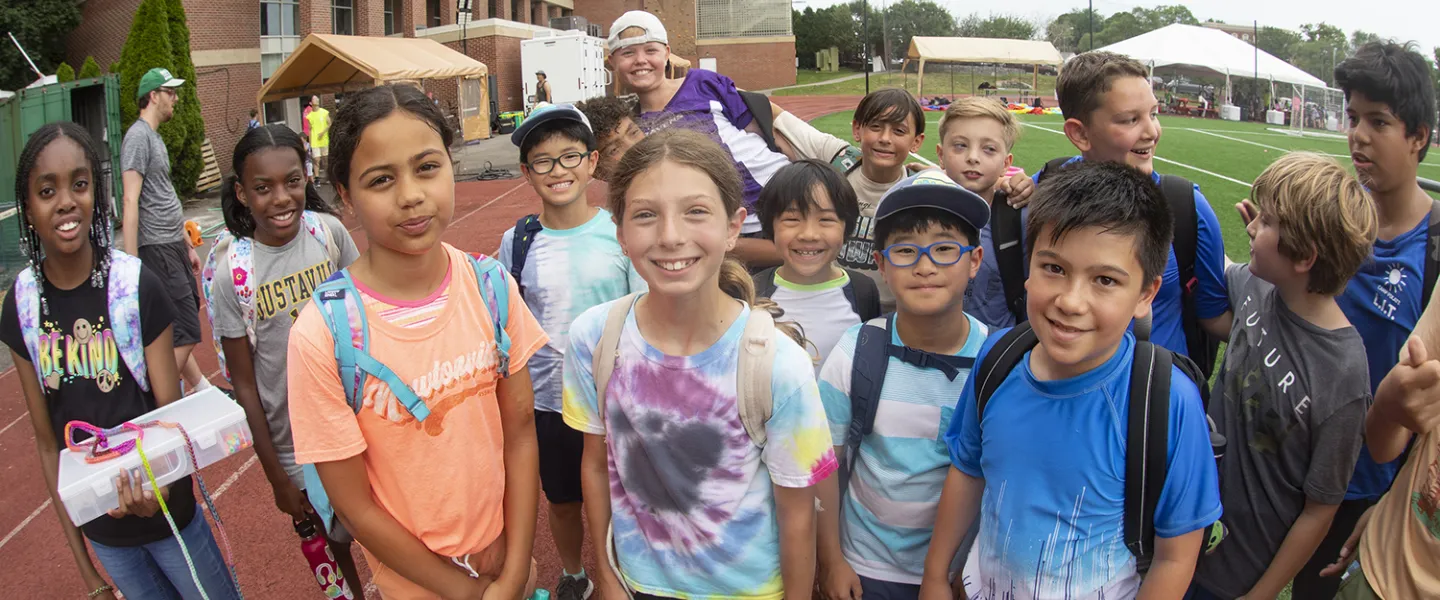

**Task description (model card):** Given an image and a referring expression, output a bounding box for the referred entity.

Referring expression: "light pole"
[863,0,870,94]
[458,0,471,55]
[1087,0,1093,51]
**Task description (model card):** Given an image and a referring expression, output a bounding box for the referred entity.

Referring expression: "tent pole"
[950,63,954,99]
[1032,63,1037,93]
[918,58,925,98]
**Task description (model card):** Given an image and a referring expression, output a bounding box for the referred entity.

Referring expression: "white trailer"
[521,30,609,111]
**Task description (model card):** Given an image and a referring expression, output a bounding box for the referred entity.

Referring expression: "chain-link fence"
[697,0,791,39]
[1287,84,1347,133]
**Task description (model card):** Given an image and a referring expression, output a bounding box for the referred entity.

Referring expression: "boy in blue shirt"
[1283,41,1438,599]
[1031,52,1229,372]
[920,162,1221,600]
[497,104,645,600]
[816,170,991,600]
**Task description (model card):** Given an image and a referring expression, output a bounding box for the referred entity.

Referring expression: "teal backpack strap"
[313,269,431,420]
[14,266,47,385]
[469,253,513,378]
[106,250,149,392]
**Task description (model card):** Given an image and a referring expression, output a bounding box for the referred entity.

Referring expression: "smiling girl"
[1,123,236,600]
[205,124,361,591]
[286,84,547,600]
[562,129,837,600]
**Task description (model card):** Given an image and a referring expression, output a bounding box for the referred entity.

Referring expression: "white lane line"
[1020,123,1254,188]
[0,499,51,551]
[211,455,257,500]
[0,411,29,437]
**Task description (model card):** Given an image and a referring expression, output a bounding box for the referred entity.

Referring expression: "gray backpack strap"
[737,306,777,446]
[593,294,640,424]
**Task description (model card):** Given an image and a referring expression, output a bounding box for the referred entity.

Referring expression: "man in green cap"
[121,67,212,395]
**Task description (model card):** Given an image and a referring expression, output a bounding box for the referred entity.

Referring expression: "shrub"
[55,62,75,83]
[78,56,102,79]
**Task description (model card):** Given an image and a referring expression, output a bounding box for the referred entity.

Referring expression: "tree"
[957,14,1036,40]
[118,0,175,128]
[78,56,103,79]
[1292,23,1350,84]
[1256,26,1302,62]
[1046,8,1102,53]
[876,0,956,63]
[795,5,865,68]
[0,0,83,90]
[1350,30,1384,48]
[165,0,205,198]
[55,62,75,83]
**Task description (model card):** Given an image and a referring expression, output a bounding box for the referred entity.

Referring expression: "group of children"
[4,9,1438,600]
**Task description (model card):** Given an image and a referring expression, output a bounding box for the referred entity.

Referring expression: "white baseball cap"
[607,11,668,54]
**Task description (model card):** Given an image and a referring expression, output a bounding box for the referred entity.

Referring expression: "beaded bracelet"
[87,583,113,598]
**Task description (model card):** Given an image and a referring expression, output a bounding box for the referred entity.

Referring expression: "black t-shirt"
[0,264,198,547]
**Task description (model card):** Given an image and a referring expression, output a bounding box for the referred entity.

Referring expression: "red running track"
[0,95,856,599]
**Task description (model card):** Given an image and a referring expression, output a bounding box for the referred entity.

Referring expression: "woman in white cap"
[606,10,791,269]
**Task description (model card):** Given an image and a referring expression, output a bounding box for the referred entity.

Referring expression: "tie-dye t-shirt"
[562,298,838,599]
[497,209,645,413]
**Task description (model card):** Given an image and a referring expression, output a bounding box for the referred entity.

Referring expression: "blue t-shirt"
[818,314,987,584]
[1033,157,1229,357]
[946,331,1222,599]
[1336,216,1427,500]
[497,209,645,413]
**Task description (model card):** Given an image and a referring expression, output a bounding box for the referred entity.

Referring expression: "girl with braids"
[562,129,837,600]
[203,124,360,591]
[0,123,237,599]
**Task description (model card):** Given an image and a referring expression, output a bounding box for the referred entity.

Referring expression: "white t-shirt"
[766,270,862,373]
[839,168,905,310]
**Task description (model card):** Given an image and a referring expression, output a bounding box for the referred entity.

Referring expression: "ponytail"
[220,174,255,239]
[718,257,805,347]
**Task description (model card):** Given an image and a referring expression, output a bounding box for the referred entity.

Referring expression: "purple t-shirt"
[637,70,790,232]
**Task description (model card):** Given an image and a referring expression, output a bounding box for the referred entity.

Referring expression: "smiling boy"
[921,162,1221,600]
[817,170,990,600]
[497,104,645,600]
[1035,52,1228,383]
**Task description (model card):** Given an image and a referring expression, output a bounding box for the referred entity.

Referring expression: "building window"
[333,0,354,35]
[260,0,299,37]
[427,0,442,28]
[383,0,396,35]
[697,0,792,39]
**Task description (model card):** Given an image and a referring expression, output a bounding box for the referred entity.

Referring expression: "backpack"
[300,251,514,540]
[1421,199,1440,310]
[201,211,340,382]
[16,250,150,392]
[836,314,980,495]
[751,266,883,323]
[971,321,1217,574]
[1006,157,1220,390]
[509,214,544,298]
[592,294,777,597]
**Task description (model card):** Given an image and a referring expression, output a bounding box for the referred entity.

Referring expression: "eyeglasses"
[527,152,588,175]
[881,241,976,267]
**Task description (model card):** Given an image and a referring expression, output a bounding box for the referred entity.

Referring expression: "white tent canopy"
[1094,23,1325,88]
[903,37,1063,98]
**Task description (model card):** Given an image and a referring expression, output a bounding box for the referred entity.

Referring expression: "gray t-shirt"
[121,120,185,247]
[210,213,359,482]
[1193,264,1369,597]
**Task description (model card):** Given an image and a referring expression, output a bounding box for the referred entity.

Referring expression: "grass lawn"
[792,68,864,87]
[776,70,1058,97]
[808,111,1440,262]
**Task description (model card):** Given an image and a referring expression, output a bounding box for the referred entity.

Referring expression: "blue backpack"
[300,252,514,539]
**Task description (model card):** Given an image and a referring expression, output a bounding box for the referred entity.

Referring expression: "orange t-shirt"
[288,244,547,563]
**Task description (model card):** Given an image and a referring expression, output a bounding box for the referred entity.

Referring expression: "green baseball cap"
[137,67,184,100]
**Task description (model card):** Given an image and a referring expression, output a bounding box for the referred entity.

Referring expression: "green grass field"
[809,111,1440,261]
[777,69,1058,97]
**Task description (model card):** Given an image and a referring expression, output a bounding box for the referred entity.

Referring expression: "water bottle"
[531,589,551,600]
[296,518,354,599]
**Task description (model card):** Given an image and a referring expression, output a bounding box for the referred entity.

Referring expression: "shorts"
[535,410,584,505]
[857,576,920,600]
[138,241,202,347]
[312,145,329,159]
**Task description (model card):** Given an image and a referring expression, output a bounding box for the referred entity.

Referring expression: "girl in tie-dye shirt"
[561,129,838,600]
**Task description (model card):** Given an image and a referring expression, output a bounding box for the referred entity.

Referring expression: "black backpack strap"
[1423,199,1440,309]
[1036,156,1074,184]
[511,214,543,296]
[1125,341,1173,574]
[841,316,893,495]
[991,189,1028,324]
[752,266,779,300]
[974,322,1038,415]
[739,90,781,154]
[843,268,883,321]
[1159,174,1218,398]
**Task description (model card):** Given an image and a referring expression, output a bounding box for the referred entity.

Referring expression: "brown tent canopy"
[257,33,489,103]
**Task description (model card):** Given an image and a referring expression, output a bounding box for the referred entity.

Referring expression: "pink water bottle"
[296,519,354,599]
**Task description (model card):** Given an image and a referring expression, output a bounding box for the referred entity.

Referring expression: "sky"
[792,0,1440,58]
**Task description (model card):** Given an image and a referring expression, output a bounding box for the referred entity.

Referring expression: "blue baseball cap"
[511,103,593,148]
[874,169,991,232]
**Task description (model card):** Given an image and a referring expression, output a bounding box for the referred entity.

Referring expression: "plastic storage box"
[57,388,253,526]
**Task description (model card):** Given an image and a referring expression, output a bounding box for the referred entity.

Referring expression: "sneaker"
[555,572,594,600]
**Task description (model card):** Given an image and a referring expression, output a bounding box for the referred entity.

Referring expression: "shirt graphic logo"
[1373,263,1409,320]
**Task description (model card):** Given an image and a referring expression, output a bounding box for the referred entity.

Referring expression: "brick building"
[67,0,794,174]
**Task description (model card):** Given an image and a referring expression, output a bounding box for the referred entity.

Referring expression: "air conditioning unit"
[588,23,603,38]
[549,16,588,32]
